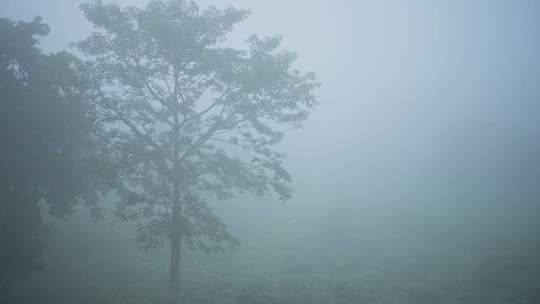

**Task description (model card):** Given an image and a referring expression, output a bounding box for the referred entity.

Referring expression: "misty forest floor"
[6,203,540,304]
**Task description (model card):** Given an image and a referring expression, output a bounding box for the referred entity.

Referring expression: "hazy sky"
[3,0,540,213]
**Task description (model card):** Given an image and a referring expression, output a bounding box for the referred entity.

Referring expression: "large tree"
[77,0,319,302]
[0,16,115,294]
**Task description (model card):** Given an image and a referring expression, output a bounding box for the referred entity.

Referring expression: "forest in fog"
[2,0,540,303]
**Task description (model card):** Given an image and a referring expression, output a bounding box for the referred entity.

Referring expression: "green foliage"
[77,0,319,252]
[0,16,116,286]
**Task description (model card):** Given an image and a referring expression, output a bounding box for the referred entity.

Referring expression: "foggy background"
[3,0,540,303]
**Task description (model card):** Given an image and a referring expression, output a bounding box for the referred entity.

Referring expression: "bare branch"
[95,90,172,166]
[208,137,251,148]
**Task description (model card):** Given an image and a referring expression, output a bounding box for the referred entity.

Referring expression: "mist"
[2,1,540,303]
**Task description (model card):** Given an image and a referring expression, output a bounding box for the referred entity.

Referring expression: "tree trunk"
[170,113,182,304]
[169,191,182,304]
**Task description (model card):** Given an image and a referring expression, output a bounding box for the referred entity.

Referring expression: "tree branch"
[95,90,172,166]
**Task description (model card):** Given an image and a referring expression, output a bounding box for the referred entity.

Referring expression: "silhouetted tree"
[0,16,116,293]
[77,0,319,302]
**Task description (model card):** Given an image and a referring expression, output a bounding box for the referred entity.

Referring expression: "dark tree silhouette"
[77,0,319,302]
[0,16,116,292]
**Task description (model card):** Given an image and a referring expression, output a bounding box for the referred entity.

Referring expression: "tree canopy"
[0,16,115,284]
[78,0,318,251]
[77,1,318,301]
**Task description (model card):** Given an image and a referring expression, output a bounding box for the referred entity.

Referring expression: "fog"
[2,0,540,303]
